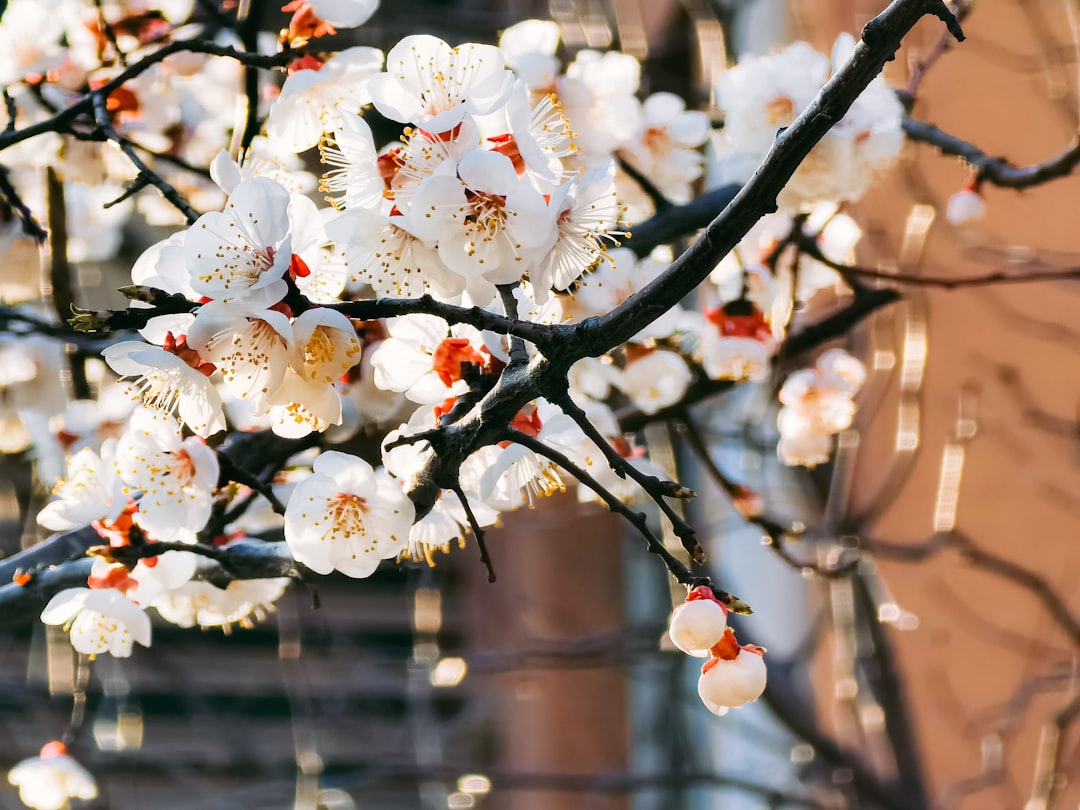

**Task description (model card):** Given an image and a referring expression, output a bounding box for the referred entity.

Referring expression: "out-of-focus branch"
[0,163,46,241]
[0,39,304,155]
[865,531,1080,648]
[902,117,1080,189]
[798,232,1080,289]
[902,0,975,100]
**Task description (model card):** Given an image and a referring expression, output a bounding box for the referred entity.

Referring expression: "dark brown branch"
[550,391,704,563]
[90,93,200,223]
[0,163,45,241]
[450,484,496,583]
[902,0,974,100]
[675,417,859,578]
[502,426,749,610]
[902,117,1080,189]
[565,0,963,359]
[799,232,1080,290]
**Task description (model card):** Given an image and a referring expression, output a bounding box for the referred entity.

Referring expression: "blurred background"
[2,0,1080,808]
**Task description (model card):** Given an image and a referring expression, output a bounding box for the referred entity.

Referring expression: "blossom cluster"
[0,6,902,767]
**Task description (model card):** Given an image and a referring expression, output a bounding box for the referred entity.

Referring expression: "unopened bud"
[946,189,984,226]
[68,307,109,333]
[669,598,728,656]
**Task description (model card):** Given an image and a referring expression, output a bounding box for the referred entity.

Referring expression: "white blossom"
[7,742,98,810]
[40,587,151,658]
[284,451,415,577]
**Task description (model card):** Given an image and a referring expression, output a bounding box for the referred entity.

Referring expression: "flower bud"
[668,598,728,657]
[946,189,984,226]
[697,648,767,709]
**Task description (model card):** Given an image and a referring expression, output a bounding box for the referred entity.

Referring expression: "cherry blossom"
[7,741,98,810]
[266,46,384,153]
[370,314,488,405]
[369,35,515,134]
[40,587,152,657]
[409,149,555,287]
[184,176,294,306]
[36,446,125,532]
[153,578,290,630]
[498,19,561,90]
[284,451,415,577]
[620,92,710,204]
[776,348,866,467]
[114,408,219,542]
[102,340,227,438]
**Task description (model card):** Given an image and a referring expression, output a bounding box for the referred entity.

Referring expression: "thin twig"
[449,484,496,583]
[865,531,1080,648]
[903,117,1080,189]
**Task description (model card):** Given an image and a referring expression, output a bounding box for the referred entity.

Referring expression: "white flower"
[369,35,515,133]
[255,307,361,438]
[319,110,385,211]
[620,92,710,204]
[153,578,289,629]
[498,19,561,90]
[776,349,865,467]
[697,302,778,382]
[184,176,294,306]
[715,42,827,158]
[714,35,903,207]
[616,350,692,415]
[669,597,728,657]
[698,646,767,710]
[40,587,152,658]
[115,408,219,542]
[568,246,681,339]
[37,446,124,532]
[7,742,98,810]
[558,50,642,163]
[370,314,486,405]
[284,451,415,577]
[409,149,555,285]
[309,0,379,27]
[267,46,384,153]
[102,340,226,438]
[186,302,293,402]
[531,161,619,297]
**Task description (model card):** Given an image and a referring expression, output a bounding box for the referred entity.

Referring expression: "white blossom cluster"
[0,4,913,768]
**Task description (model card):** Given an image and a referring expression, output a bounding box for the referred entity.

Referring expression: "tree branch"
[865,531,1080,648]
[902,117,1080,189]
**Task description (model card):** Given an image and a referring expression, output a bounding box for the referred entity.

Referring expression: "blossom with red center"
[371,314,487,405]
[87,562,140,599]
[8,740,98,810]
[697,628,767,714]
[114,409,219,543]
[162,331,217,377]
[284,451,415,578]
[705,300,773,342]
[432,338,486,387]
[509,405,542,439]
